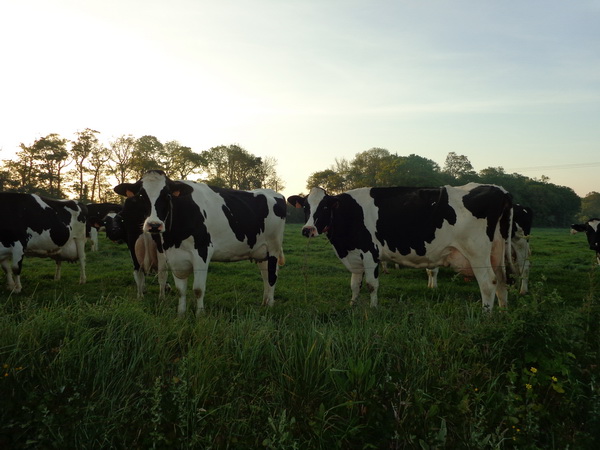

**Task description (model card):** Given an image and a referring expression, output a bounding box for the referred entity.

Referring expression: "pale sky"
[1,0,599,198]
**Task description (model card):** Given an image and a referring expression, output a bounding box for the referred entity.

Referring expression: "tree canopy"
[305,149,581,227]
[0,131,283,203]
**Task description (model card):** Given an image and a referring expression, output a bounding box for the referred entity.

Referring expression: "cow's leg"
[54,261,62,281]
[172,275,189,318]
[13,253,23,293]
[426,268,439,289]
[363,264,380,308]
[133,269,146,298]
[494,264,508,309]
[191,266,209,317]
[157,252,168,300]
[258,255,279,306]
[519,258,530,295]
[76,238,86,285]
[1,258,16,291]
[90,228,99,252]
[471,265,498,312]
[349,271,363,305]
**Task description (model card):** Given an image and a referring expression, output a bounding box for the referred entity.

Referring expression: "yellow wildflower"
[525,384,532,390]
[530,367,538,374]
[551,376,558,382]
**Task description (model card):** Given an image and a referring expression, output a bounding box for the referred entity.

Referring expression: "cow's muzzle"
[146,221,164,234]
[302,226,317,238]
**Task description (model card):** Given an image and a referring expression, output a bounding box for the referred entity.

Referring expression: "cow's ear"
[571,224,586,233]
[287,195,305,208]
[114,183,139,197]
[170,182,194,197]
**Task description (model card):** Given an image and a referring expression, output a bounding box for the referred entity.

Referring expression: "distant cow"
[0,192,87,292]
[104,200,168,299]
[571,218,600,265]
[114,170,287,317]
[288,183,513,311]
[85,202,123,251]
[425,204,533,294]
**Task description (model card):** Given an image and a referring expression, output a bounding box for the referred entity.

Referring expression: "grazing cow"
[425,204,533,294]
[85,202,123,251]
[104,200,168,299]
[0,192,87,292]
[114,170,287,317]
[288,183,513,311]
[571,218,600,265]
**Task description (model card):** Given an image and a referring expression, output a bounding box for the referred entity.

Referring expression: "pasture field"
[1,225,600,448]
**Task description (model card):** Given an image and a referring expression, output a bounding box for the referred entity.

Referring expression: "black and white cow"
[0,192,87,292]
[425,204,533,294]
[571,218,600,265]
[103,199,168,299]
[114,170,287,317]
[85,202,123,251]
[288,183,513,311]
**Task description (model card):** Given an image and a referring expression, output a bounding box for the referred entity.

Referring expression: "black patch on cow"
[372,187,457,256]
[462,186,512,242]
[267,255,278,286]
[273,196,287,219]
[119,195,149,271]
[210,187,271,248]
[161,194,211,262]
[320,193,378,260]
[513,204,533,236]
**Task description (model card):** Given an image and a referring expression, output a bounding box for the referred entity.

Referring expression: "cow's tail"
[500,193,516,284]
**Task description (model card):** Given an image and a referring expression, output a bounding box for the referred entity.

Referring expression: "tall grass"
[1,225,599,448]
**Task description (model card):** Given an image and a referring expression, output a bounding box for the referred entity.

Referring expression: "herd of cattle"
[0,169,597,317]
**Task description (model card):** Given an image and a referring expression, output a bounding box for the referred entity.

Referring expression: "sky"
[1,0,599,198]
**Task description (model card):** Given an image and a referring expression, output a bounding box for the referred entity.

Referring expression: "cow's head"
[103,212,126,242]
[287,187,338,238]
[114,170,193,234]
[571,219,600,261]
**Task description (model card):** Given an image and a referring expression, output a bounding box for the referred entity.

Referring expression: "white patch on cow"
[589,219,600,232]
[141,171,169,232]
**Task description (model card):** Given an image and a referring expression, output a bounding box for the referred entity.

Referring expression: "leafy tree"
[162,141,205,180]
[346,148,394,188]
[107,135,137,185]
[35,133,70,197]
[87,143,110,202]
[306,169,345,194]
[131,135,165,178]
[388,154,448,187]
[306,158,351,194]
[256,156,285,192]
[201,144,264,189]
[1,134,69,197]
[580,192,600,221]
[443,152,476,182]
[71,128,101,200]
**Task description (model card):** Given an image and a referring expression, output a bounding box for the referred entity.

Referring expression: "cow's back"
[192,183,285,261]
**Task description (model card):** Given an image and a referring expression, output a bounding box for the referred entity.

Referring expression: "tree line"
[302,148,590,227]
[0,128,284,204]
[1,131,595,227]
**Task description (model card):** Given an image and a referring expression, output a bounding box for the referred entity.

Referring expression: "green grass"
[1,225,600,448]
